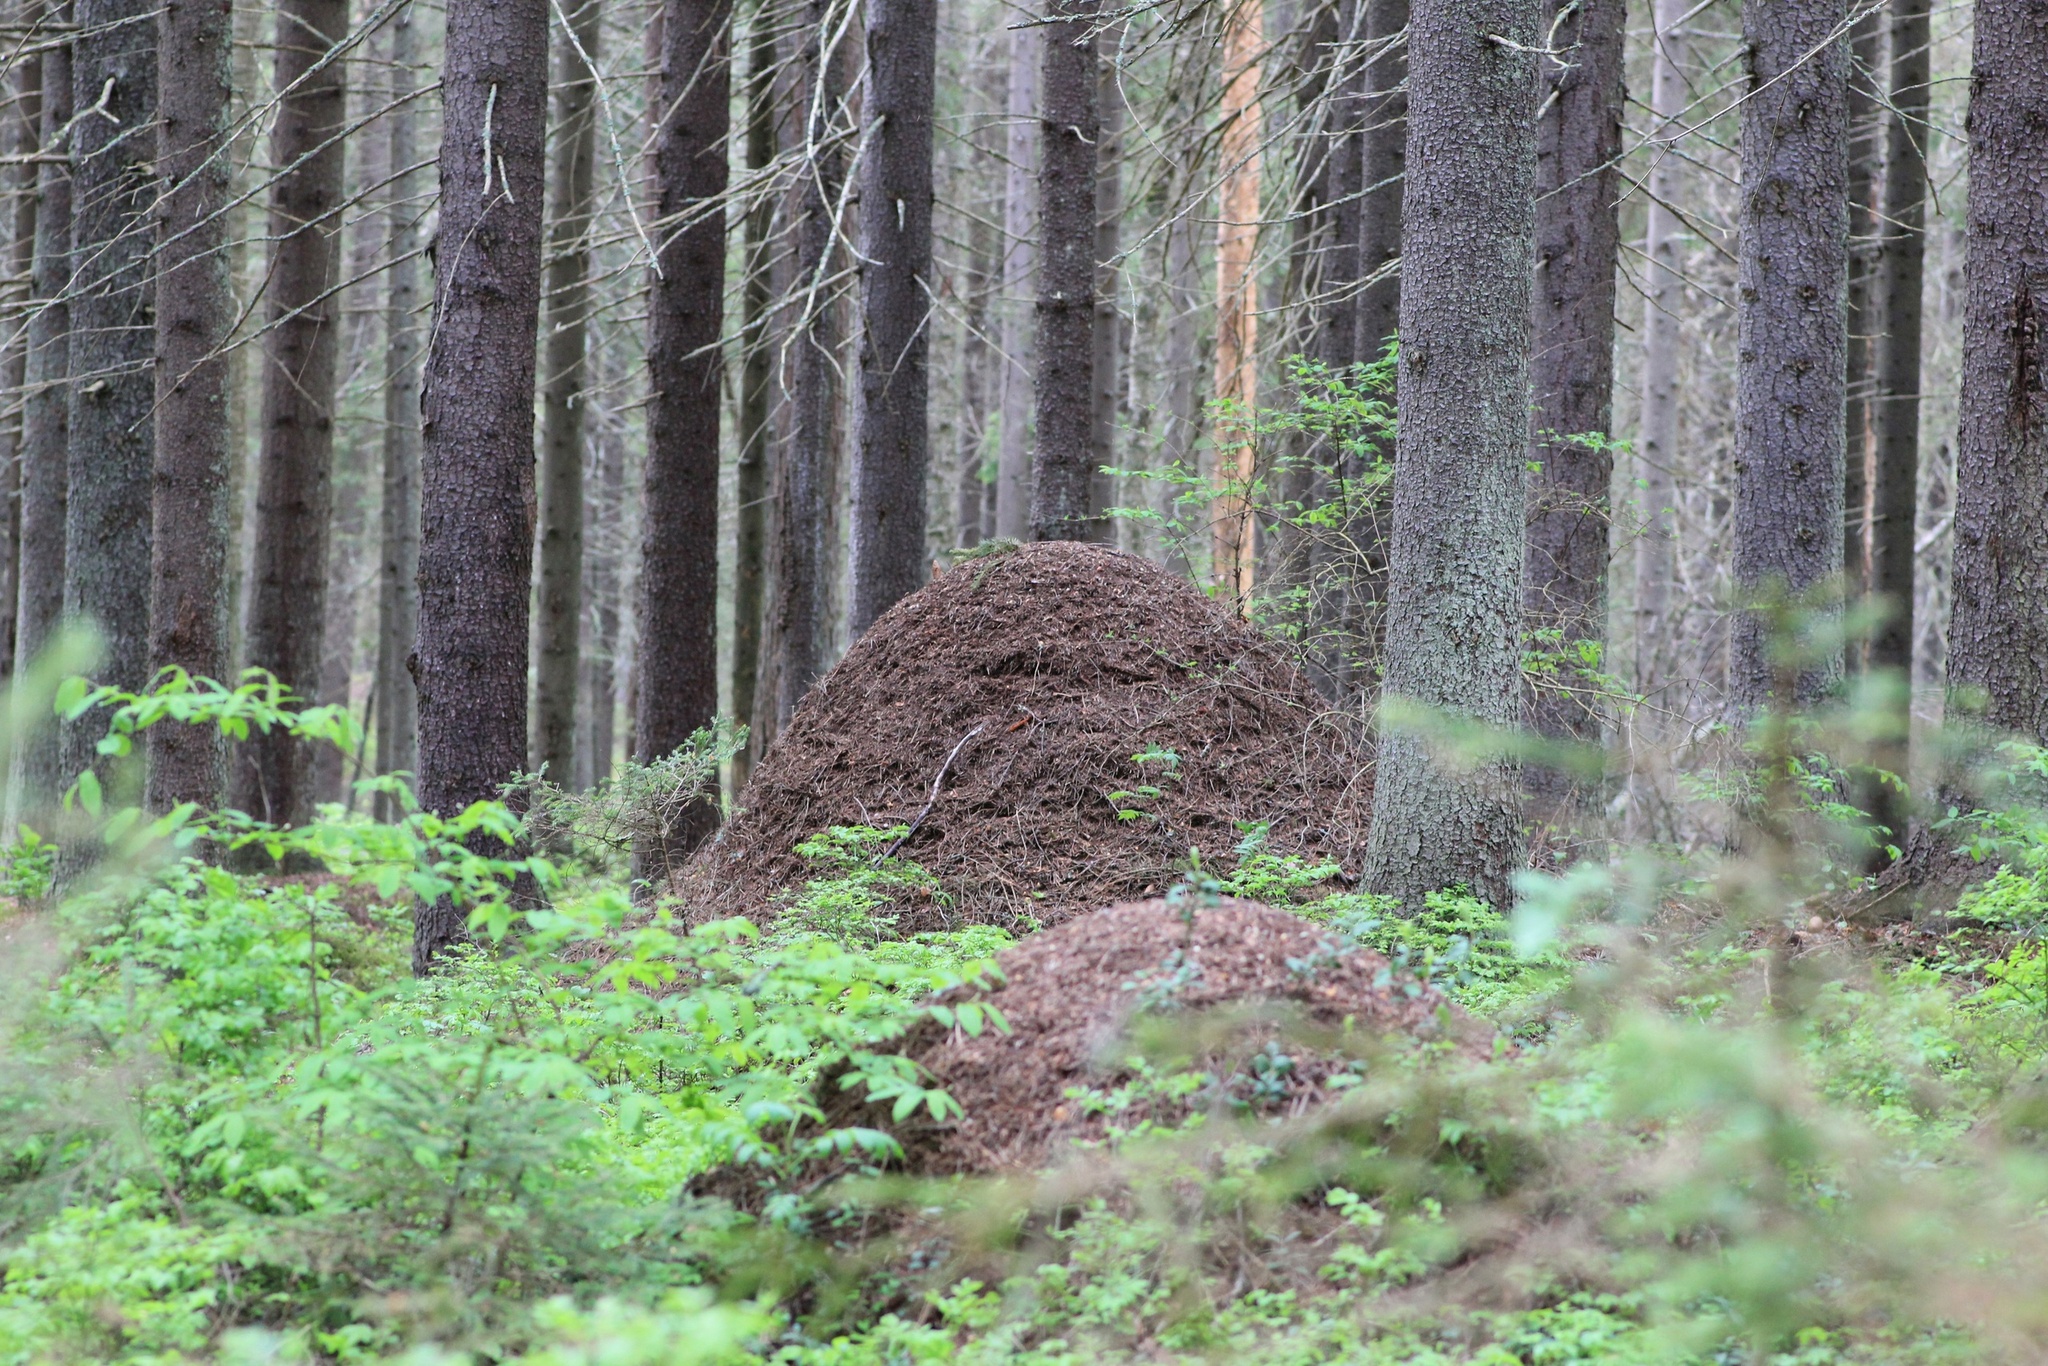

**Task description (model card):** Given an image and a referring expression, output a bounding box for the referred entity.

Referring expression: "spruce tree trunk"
[1947,0,2048,743]
[850,0,936,629]
[730,15,775,787]
[1160,212,1201,571]
[638,0,729,868]
[148,0,236,813]
[1361,0,1536,912]
[413,0,549,973]
[1841,9,1881,613]
[1089,32,1124,542]
[953,197,998,550]
[1316,0,1364,375]
[534,0,603,782]
[61,0,159,791]
[1633,0,1683,709]
[235,0,349,829]
[1731,0,1848,706]
[1522,0,1622,791]
[1029,0,1099,543]
[15,11,66,808]
[992,28,1036,540]
[583,424,623,786]
[0,41,35,686]
[374,0,423,823]
[1354,0,1406,363]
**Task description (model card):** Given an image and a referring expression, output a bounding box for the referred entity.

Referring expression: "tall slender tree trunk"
[1522,0,1622,799]
[1362,0,1536,912]
[1633,0,1682,708]
[850,0,936,629]
[61,0,159,792]
[639,0,730,869]
[953,200,997,550]
[730,14,775,787]
[1841,9,1881,618]
[235,0,349,829]
[1315,0,1363,375]
[1089,32,1125,544]
[1160,210,1201,570]
[992,27,1036,540]
[149,0,236,813]
[1354,0,1406,363]
[1732,0,1848,706]
[14,9,67,809]
[583,421,623,786]
[374,0,423,822]
[0,39,36,685]
[1946,0,2048,743]
[533,0,603,782]
[412,0,549,973]
[1207,0,1261,593]
[771,0,849,727]
[1029,0,1100,542]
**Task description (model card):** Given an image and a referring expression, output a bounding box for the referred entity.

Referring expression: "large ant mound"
[820,897,1467,1176]
[680,541,1369,931]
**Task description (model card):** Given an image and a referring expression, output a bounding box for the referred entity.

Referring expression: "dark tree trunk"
[61,0,159,791]
[1947,0,2048,743]
[771,0,849,727]
[849,0,936,629]
[235,0,349,829]
[0,40,35,686]
[1731,0,1848,707]
[1354,0,1406,363]
[374,0,423,823]
[147,0,236,814]
[1869,0,1928,675]
[1522,0,1623,797]
[1841,8,1881,615]
[15,10,66,808]
[1029,0,1099,542]
[637,0,730,869]
[1315,0,1363,374]
[730,14,775,788]
[1362,0,1536,912]
[412,0,549,973]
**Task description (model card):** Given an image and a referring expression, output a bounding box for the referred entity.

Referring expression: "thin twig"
[880,723,989,862]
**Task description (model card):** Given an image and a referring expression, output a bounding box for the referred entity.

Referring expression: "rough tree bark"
[412,0,549,973]
[849,0,936,629]
[583,424,623,786]
[1354,0,1406,363]
[1089,30,1125,543]
[1361,0,1536,912]
[992,27,1036,540]
[147,0,236,813]
[14,9,66,808]
[1841,8,1881,612]
[1947,0,2048,743]
[1207,0,1261,593]
[374,0,423,822]
[638,0,729,870]
[1522,0,1623,798]
[61,0,159,791]
[1029,0,1100,543]
[234,0,349,830]
[1731,0,1848,706]
[532,0,603,783]
[730,14,775,787]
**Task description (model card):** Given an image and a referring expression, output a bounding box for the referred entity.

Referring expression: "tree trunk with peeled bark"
[148,0,237,813]
[1732,0,1848,707]
[992,28,1036,540]
[61,0,159,794]
[1947,0,2048,743]
[235,0,349,830]
[850,0,936,629]
[412,0,549,973]
[1522,0,1623,805]
[1029,0,1099,543]
[1362,0,1536,913]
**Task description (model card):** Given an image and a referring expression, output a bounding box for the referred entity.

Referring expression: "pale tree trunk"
[413,0,549,973]
[14,11,66,810]
[583,421,623,786]
[1029,0,1100,542]
[1633,0,1682,710]
[373,0,423,822]
[1521,0,1622,809]
[953,199,997,549]
[1732,0,1847,706]
[1841,9,1881,617]
[1160,211,1201,572]
[1089,25,1125,540]
[1362,0,1536,912]
[148,0,237,812]
[992,27,1036,540]
[61,0,159,794]
[0,39,34,685]
[235,0,349,830]
[1947,0,2048,743]
[1208,0,1261,596]
[850,0,936,628]
[533,0,604,783]
[730,15,775,786]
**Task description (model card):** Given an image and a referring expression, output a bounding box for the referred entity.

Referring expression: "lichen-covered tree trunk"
[61,0,159,793]
[1029,0,1099,543]
[1522,0,1622,796]
[235,0,349,829]
[533,0,604,784]
[850,0,936,628]
[1732,0,1848,706]
[147,0,236,812]
[1362,0,1536,912]
[412,0,549,972]
[992,28,1036,540]
[1947,0,2048,743]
